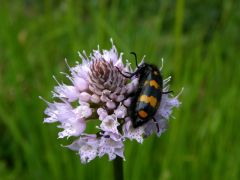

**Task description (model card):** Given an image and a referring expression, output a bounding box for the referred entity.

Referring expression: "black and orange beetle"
[117,52,172,130]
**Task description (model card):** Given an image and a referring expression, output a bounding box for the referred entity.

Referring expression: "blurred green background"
[0,0,240,179]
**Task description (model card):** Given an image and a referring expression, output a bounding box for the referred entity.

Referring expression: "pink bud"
[123,98,132,107]
[106,101,116,109]
[90,94,100,103]
[79,92,91,102]
[73,77,89,92]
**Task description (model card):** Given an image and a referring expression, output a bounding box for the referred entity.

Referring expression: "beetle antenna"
[130,52,140,68]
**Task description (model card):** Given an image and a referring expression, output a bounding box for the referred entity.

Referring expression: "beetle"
[117,52,172,130]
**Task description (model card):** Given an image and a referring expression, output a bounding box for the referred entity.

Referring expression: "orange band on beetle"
[138,110,148,118]
[139,95,158,108]
[149,80,159,89]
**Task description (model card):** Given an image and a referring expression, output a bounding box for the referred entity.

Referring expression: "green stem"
[113,156,123,180]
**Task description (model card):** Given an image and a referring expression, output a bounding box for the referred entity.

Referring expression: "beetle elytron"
[117,52,172,130]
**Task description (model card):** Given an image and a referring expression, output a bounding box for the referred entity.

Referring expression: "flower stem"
[113,156,123,180]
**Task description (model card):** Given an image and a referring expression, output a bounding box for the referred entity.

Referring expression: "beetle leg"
[152,117,160,133]
[96,131,110,138]
[162,90,173,94]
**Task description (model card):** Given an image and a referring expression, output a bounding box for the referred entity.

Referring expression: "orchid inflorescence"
[41,39,182,164]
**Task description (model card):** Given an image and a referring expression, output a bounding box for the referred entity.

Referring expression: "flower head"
[41,39,182,163]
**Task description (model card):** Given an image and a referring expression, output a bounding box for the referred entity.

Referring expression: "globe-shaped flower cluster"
[41,39,182,163]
